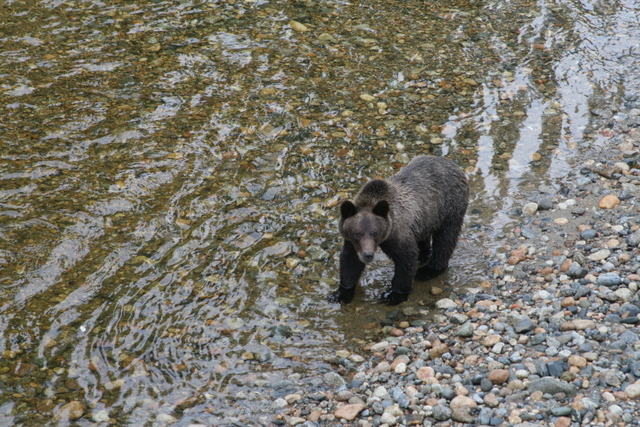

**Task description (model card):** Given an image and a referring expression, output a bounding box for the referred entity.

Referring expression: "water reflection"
[1,0,639,425]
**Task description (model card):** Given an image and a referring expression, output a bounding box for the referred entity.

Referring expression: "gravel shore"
[267,111,640,426]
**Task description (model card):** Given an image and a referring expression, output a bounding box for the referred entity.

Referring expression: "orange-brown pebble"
[599,195,620,209]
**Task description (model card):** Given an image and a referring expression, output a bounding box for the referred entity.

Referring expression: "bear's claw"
[327,286,356,304]
[380,290,409,305]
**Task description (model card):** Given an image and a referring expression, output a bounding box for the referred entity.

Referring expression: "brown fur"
[329,155,469,305]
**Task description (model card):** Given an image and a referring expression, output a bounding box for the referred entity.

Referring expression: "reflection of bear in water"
[328,155,469,305]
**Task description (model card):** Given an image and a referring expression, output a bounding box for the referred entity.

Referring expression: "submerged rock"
[53,401,85,422]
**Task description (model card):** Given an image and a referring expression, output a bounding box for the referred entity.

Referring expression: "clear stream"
[1,0,639,425]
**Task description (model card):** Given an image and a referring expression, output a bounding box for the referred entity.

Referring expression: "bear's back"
[389,156,468,234]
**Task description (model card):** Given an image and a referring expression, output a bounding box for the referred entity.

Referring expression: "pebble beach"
[267,111,640,427]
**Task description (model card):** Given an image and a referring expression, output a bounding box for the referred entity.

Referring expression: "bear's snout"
[363,252,375,263]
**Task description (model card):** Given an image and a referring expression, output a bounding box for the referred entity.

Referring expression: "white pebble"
[436,298,457,309]
[523,202,539,215]
[380,412,397,426]
[492,342,504,354]
[373,386,390,399]
[370,341,390,352]
[156,414,177,424]
[272,398,288,408]
[384,404,404,416]
[615,288,634,302]
[394,362,407,374]
[349,354,365,363]
[614,162,630,172]
[93,410,110,423]
[533,290,552,300]
[588,249,611,261]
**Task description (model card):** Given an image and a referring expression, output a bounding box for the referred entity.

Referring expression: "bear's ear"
[340,200,358,219]
[372,200,389,218]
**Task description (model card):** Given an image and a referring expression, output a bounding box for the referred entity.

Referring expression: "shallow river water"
[1,0,639,425]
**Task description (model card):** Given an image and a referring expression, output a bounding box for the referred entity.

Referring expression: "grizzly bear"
[328,155,469,305]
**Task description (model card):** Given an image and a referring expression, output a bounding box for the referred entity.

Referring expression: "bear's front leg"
[328,241,365,304]
[380,238,418,305]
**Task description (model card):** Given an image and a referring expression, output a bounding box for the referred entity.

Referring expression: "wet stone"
[619,330,638,344]
[597,272,622,286]
[53,401,85,422]
[580,229,598,240]
[546,361,568,378]
[599,195,621,209]
[531,333,546,345]
[619,190,633,200]
[451,406,476,423]
[572,206,586,215]
[528,378,577,396]
[620,304,640,318]
[15,362,35,377]
[440,387,456,400]
[458,321,474,337]
[521,227,538,239]
[625,382,640,399]
[380,412,396,425]
[450,313,469,324]
[432,404,452,421]
[334,403,365,421]
[405,413,424,425]
[538,197,554,210]
[481,377,494,392]
[93,410,110,423]
[615,288,633,302]
[605,312,626,324]
[589,249,611,261]
[523,202,539,215]
[488,369,510,384]
[270,325,292,338]
[551,406,572,416]
[627,230,640,247]
[609,340,627,351]
[323,372,345,388]
[567,262,588,278]
[514,317,536,334]
[36,399,54,415]
[389,386,410,408]
[602,370,622,387]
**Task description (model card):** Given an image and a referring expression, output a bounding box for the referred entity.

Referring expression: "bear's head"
[339,200,391,264]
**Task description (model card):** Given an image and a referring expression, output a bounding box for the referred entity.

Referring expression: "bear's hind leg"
[416,239,431,267]
[415,264,446,281]
[425,221,463,271]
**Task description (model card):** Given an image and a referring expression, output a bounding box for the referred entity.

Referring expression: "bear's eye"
[372,232,378,238]
[354,232,362,239]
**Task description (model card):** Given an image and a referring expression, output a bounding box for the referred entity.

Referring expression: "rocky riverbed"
[265,111,640,426]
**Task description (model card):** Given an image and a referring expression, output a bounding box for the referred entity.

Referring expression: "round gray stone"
[597,272,622,287]
[528,378,577,396]
[432,404,452,421]
[580,229,598,240]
